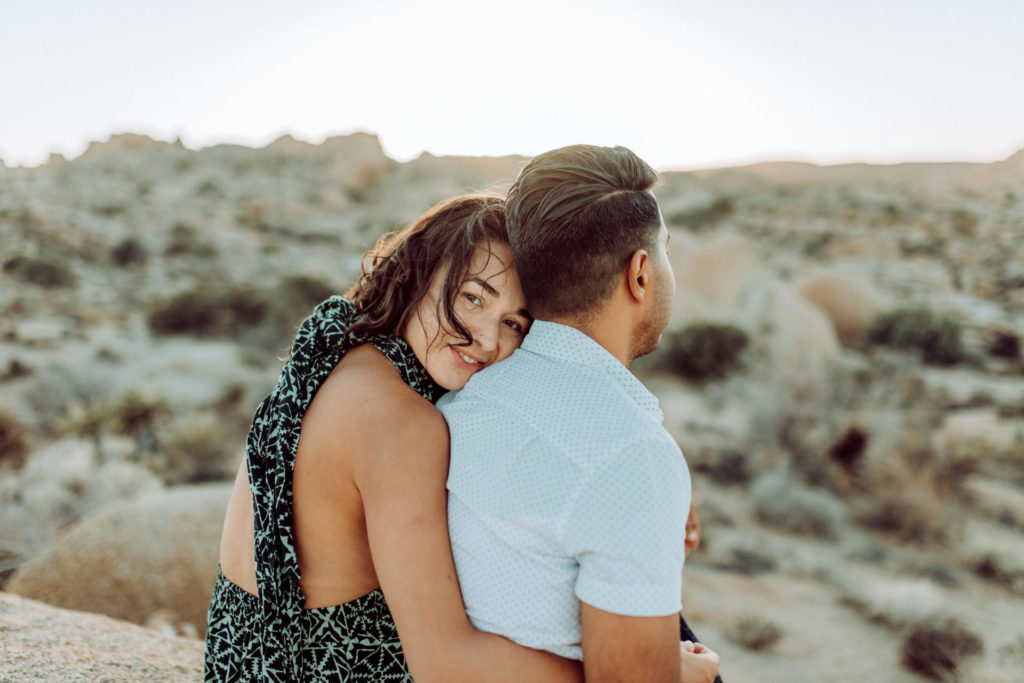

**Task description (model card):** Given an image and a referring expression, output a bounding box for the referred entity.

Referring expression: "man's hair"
[345,194,508,344]
[505,144,660,320]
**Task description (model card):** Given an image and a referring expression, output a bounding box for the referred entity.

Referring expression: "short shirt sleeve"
[563,435,690,617]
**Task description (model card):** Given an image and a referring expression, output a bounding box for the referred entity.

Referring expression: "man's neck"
[542,313,634,369]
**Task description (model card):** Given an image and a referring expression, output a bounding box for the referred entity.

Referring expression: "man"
[439,145,720,682]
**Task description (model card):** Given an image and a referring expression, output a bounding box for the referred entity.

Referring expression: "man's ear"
[626,249,650,303]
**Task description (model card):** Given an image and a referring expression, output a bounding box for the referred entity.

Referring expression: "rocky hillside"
[1,134,1023,681]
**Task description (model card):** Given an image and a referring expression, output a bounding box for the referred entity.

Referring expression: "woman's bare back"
[218,343,421,607]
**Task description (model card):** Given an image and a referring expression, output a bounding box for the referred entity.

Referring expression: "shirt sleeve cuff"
[575,574,682,617]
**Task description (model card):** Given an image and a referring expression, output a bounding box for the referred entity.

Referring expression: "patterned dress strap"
[245,296,438,680]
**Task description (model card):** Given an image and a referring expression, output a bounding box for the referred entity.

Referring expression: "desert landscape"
[1,133,1023,681]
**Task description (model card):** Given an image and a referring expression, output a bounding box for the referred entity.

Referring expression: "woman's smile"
[451,345,486,368]
[403,240,531,391]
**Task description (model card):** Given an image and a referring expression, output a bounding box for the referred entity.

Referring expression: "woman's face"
[403,241,531,391]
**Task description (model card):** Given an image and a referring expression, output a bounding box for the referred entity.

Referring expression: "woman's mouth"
[450,346,484,369]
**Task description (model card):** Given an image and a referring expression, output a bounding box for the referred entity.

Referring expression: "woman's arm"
[353,386,582,683]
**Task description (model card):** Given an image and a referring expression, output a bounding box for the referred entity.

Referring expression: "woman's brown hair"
[344,194,509,346]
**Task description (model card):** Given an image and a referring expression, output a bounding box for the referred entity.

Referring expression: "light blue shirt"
[440,320,691,660]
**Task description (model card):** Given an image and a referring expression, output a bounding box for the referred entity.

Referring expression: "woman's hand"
[679,640,720,683]
[685,502,701,557]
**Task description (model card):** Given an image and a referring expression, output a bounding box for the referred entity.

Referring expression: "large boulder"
[7,483,230,637]
[0,591,203,681]
[796,270,885,345]
[674,234,761,313]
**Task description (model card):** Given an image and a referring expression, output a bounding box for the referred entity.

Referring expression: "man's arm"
[567,434,705,681]
[580,603,680,683]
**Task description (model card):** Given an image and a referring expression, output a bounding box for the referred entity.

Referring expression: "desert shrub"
[950,208,978,237]
[194,178,224,198]
[751,473,843,540]
[236,200,269,231]
[92,201,126,217]
[988,330,1020,360]
[59,400,114,458]
[828,425,868,473]
[972,553,1024,594]
[712,546,777,575]
[667,196,734,230]
[904,560,964,588]
[658,323,749,382]
[901,616,983,680]
[1,359,33,381]
[855,488,962,546]
[223,287,270,328]
[147,290,217,336]
[2,255,76,288]
[110,238,148,267]
[156,412,235,484]
[0,411,30,469]
[868,306,967,366]
[164,222,216,257]
[724,615,783,651]
[691,449,750,485]
[147,285,269,337]
[111,391,169,447]
[280,274,336,310]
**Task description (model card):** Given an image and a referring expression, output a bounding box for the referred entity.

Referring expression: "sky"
[2,0,1023,170]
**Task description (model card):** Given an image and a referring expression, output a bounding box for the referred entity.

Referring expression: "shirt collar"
[520,320,663,422]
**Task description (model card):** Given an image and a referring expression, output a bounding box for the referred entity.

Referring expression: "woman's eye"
[504,319,525,334]
[463,293,482,306]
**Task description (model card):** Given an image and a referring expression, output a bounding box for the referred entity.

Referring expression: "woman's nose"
[471,319,499,353]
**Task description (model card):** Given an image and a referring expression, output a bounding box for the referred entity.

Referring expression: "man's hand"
[679,641,720,683]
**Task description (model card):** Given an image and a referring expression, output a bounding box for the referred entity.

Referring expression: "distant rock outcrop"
[0,591,203,682]
[7,483,230,637]
[80,132,186,159]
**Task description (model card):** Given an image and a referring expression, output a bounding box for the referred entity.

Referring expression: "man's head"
[505,144,674,360]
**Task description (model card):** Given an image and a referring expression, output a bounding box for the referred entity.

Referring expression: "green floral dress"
[204,297,441,682]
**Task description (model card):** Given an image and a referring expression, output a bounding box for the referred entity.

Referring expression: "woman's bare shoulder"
[311,343,447,449]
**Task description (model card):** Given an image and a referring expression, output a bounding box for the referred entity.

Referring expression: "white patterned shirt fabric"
[439,320,691,660]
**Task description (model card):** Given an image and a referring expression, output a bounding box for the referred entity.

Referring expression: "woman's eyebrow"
[468,276,531,320]
[468,276,499,297]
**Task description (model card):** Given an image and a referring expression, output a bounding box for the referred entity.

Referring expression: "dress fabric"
[204,296,440,682]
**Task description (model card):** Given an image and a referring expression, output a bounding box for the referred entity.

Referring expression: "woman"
[205,195,582,681]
